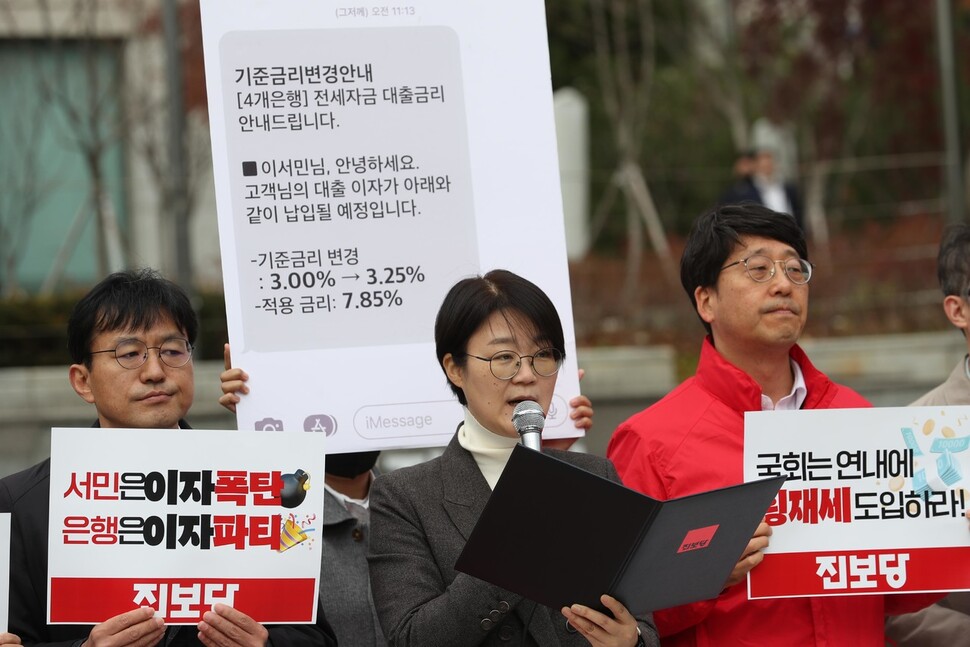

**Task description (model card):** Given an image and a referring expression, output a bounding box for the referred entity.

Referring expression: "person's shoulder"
[369,454,449,520]
[910,361,970,406]
[909,383,958,407]
[0,457,52,509]
[796,349,871,408]
[822,381,872,408]
[609,375,732,474]
[617,376,707,431]
[372,453,442,493]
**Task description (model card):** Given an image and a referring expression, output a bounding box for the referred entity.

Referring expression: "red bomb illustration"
[280,469,310,508]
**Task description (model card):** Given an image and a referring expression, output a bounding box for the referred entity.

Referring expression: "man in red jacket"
[607,204,940,646]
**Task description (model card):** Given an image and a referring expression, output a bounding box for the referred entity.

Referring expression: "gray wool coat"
[367,433,659,647]
[319,487,385,647]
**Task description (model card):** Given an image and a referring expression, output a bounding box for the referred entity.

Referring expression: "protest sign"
[744,406,970,598]
[200,0,579,451]
[47,428,326,624]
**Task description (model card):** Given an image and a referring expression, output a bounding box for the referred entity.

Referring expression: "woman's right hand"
[0,632,22,645]
[218,343,250,414]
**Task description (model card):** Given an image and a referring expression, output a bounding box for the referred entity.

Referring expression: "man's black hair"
[67,268,198,365]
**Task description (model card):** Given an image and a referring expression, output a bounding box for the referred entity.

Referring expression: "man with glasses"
[0,269,336,647]
[607,204,940,645]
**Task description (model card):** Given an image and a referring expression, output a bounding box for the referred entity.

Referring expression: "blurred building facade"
[0,0,223,296]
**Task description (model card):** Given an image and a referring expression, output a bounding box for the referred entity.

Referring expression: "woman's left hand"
[561,594,640,647]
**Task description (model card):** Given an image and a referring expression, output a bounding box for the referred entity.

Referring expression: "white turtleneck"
[457,408,520,490]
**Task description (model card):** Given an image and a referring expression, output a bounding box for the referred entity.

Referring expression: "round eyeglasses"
[89,338,193,370]
[720,255,813,285]
[465,348,563,380]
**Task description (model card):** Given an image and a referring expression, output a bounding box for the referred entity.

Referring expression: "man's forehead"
[734,235,798,257]
[93,315,185,342]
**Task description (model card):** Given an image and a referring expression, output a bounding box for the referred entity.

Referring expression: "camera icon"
[255,417,284,431]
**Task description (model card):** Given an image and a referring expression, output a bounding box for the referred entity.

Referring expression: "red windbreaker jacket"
[607,337,942,647]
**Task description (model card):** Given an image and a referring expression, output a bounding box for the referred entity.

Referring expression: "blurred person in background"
[719,147,804,231]
[718,148,757,205]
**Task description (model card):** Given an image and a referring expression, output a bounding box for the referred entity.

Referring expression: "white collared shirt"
[761,359,807,411]
[323,479,371,510]
[754,176,793,215]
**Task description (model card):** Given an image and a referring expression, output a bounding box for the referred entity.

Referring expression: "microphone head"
[512,400,546,435]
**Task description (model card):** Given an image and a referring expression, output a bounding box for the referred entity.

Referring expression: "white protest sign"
[1,513,9,632]
[744,406,970,599]
[200,0,580,451]
[47,428,326,624]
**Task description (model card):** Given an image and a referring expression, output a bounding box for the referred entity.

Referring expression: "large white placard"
[744,406,970,599]
[47,428,326,624]
[200,0,580,452]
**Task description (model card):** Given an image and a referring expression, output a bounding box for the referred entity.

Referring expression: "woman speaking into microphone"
[367,270,658,647]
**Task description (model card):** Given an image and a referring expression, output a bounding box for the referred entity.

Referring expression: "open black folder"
[455,445,785,615]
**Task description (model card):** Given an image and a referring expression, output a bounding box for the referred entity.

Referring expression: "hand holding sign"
[219,344,249,414]
[198,604,268,647]
[80,607,164,647]
[724,520,772,589]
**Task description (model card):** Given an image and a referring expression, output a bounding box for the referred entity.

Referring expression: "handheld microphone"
[512,400,545,452]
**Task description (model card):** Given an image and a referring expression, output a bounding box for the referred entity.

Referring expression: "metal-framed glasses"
[465,348,563,380]
[89,338,193,369]
[720,255,813,285]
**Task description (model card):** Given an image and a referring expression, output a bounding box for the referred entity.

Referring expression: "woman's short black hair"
[434,269,565,405]
[680,203,808,334]
[67,268,198,366]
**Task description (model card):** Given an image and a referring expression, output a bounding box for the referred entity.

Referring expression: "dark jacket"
[719,176,804,231]
[367,433,659,647]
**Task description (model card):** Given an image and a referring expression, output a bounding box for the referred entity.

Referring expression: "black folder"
[454,445,785,615]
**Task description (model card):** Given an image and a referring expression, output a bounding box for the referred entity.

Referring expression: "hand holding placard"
[723,521,772,589]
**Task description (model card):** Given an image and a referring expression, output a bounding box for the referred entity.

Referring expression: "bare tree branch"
[589,0,677,313]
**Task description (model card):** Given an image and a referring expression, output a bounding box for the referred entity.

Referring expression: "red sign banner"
[749,546,970,598]
[50,577,316,624]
